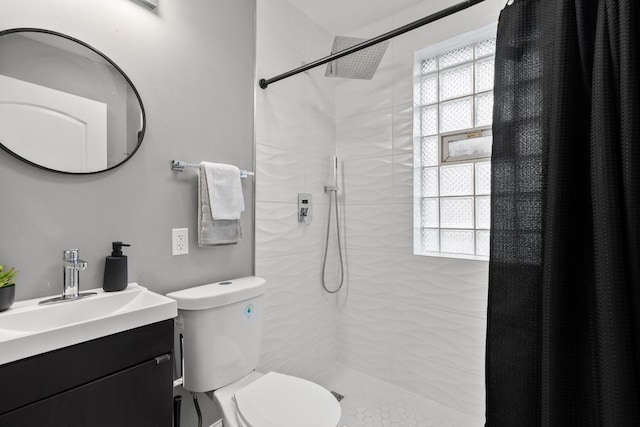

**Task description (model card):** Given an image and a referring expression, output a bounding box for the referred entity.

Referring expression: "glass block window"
[414,33,495,259]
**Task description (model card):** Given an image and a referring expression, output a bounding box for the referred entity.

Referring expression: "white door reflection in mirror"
[0,74,107,172]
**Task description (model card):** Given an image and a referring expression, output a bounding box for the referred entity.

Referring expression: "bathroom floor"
[319,365,481,427]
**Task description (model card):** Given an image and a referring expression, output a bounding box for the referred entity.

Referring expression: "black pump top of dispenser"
[111,242,131,257]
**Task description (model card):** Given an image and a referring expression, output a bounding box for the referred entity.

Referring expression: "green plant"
[0,265,17,288]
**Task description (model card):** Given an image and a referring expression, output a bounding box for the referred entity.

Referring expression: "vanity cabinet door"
[0,353,173,427]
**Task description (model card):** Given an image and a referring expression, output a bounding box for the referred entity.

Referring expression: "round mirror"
[0,28,145,174]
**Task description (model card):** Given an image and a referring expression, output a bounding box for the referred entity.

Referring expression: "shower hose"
[321,188,344,294]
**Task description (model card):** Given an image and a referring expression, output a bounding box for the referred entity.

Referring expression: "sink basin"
[0,283,177,365]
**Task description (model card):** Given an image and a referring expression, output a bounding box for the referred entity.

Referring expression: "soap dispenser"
[103,242,130,292]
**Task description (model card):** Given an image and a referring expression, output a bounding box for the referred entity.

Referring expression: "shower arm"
[258,0,486,89]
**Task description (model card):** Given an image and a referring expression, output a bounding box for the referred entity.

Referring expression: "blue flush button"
[244,304,254,318]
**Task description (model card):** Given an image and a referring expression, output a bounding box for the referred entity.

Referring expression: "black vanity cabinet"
[0,319,174,426]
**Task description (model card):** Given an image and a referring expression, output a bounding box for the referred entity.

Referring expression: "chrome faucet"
[63,249,87,298]
[39,249,97,305]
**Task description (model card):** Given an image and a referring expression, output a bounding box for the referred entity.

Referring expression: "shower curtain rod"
[258,0,487,89]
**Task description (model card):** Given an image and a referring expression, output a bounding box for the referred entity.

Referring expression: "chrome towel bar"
[171,160,254,179]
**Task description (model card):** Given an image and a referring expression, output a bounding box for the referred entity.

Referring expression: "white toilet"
[167,276,341,427]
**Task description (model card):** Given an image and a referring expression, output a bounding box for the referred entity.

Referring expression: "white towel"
[200,162,245,220]
[198,164,243,246]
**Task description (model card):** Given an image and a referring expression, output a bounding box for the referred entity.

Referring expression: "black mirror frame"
[0,27,146,175]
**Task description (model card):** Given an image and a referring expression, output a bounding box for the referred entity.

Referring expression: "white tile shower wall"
[335,0,502,419]
[255,0,338,383]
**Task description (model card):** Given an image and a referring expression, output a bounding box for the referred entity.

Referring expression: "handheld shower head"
[325,156,339,192]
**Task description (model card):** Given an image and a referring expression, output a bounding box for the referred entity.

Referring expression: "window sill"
[413,250,489,262]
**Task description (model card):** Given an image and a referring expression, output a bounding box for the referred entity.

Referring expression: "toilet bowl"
[167,276,341,427]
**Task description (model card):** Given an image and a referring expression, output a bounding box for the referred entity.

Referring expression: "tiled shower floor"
[318,365,482,427]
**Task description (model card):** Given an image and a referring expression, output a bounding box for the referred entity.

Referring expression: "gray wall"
[0,0,256,301]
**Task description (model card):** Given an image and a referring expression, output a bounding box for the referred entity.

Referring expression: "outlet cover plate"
[172,228,189,255]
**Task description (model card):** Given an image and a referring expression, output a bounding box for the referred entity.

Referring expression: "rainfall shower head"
[325,36,390,80]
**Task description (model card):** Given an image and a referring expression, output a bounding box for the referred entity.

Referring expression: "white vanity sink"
[0,283,177,365]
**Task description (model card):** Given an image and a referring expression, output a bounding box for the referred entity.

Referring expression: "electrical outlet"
[172,228,189,255]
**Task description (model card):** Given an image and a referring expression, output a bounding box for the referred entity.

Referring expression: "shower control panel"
[298,193,312,225]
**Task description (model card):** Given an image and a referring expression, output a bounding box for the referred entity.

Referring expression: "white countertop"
[0,283,177,365]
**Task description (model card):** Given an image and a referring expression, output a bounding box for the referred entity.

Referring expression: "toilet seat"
[232,372,341,427]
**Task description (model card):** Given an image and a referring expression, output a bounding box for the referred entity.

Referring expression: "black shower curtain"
[486,0,640,425]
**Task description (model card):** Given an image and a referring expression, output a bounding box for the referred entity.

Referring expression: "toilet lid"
[233,372,341,427]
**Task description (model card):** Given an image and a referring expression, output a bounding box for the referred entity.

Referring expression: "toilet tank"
[167,276,265,392]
